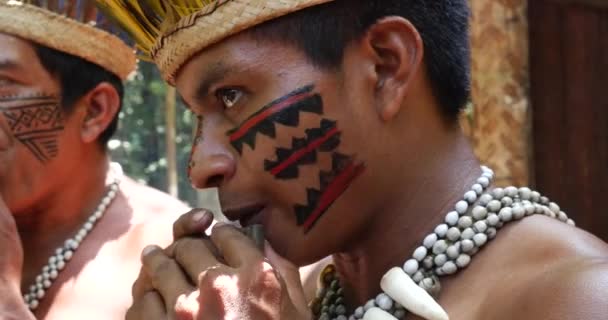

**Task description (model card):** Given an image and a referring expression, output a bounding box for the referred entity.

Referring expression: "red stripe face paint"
[226,85,322,154]
[293,151,366,233]
[270,127,339,176]
[301,162,366,231]
[229,90,312,142]
[264,118,340,180]
[225,84,365,234]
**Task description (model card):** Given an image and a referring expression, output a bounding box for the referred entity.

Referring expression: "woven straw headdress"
[97,0,335,84]
[0,0,136,80]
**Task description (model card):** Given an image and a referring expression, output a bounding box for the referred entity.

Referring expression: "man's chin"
[268,239,320,268]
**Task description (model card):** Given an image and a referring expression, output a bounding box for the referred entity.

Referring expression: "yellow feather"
[94,0,221,56]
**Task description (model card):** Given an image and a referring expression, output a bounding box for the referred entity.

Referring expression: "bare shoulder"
[40,179,193,319]
[509,256,608,320]
[497,214,608,259]
[119,176,191,222]
[477,215,608,320]
[118,176,191,246]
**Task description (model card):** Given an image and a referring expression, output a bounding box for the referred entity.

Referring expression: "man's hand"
[126,209,311,320]
[0,195,33,320]
[0,195,23,286]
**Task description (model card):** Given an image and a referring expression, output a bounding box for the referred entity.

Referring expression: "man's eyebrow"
[194,62,234,103]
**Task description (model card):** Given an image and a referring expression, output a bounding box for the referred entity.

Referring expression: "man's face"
[176,34,382,265]
[0,33,83,213]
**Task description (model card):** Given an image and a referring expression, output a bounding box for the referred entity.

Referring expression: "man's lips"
[222,204,266,227]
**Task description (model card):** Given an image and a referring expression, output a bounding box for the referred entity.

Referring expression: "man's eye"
[216,88,243,109]
[0,78,14,86]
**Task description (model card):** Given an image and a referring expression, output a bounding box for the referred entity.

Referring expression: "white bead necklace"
[312,166,575,320]
[22,179,120,311]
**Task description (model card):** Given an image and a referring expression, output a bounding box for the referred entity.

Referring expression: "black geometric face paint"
[0,93,64,163]
[264,119,340,179]
[226,85,322,154]
[226,84,365,233]
[294,153,365,232]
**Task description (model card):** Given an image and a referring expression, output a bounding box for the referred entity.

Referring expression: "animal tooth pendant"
[380,267,450,320]
[363,307,398,320]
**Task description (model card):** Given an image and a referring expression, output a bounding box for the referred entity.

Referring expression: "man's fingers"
[174,291,200,320]
[173,209,214,240]
[0,194,22,277]
[265,243,308,314]
[171,237,225,282]
[210,223,263,268]
[141,245,195,309]
[131,267,154,301]
[126,291,167,320]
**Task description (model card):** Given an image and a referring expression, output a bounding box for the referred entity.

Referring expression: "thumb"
[264,243,308,313]
[174,291,199,320]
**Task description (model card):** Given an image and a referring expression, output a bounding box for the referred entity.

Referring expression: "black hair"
[34,44,124,148]
[249,0,471,119]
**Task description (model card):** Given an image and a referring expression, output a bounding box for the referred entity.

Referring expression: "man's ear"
[80,82,120,144]
[363,17,423,122]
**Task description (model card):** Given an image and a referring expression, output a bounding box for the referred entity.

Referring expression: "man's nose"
[188,123,236,189]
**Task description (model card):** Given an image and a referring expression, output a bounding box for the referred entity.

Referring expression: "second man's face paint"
[226,84,366,233]
[0,92,64,163]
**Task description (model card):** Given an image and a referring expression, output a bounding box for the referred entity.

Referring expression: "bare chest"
[33,239,142,320]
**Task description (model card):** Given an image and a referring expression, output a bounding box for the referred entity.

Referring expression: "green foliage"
[110,62,197,206]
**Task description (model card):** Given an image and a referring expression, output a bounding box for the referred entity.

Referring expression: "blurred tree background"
[109,61,198,206]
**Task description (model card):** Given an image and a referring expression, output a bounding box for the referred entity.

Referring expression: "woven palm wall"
[464,0,531,188]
